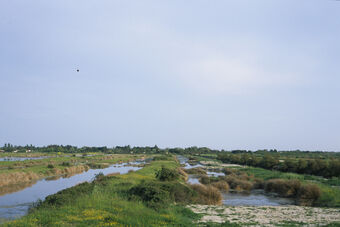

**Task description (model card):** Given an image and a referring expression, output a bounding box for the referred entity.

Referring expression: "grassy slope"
[2,158,200,227]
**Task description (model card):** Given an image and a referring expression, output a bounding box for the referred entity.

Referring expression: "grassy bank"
[0,154,144,191]
[2,157,202,226]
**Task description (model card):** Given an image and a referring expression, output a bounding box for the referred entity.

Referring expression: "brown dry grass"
[190,184,222,205]
[106,172,121,177]
[224,175,253,191]
[211,181,230,192]
[0,172,41,187]
[178,168,188,181]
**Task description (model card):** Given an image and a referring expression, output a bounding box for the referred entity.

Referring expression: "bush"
[128,182,171,209]
[47,164,54,169]
[223,168,237,175]
[42,182,94,207]
[265,179,301,197]
[199,175,211,184]
[61,162,71,167]
[94,172,105,181]
[224,176,253,191]
[184,167,207,175]
[155,167,180,181]
[297,184,321,206]
[190,184,222,205]
[211,181,230,192]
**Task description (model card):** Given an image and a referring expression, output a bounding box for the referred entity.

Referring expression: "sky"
[0,0,340,151]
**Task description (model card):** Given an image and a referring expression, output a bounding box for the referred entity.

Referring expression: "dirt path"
[188,205,340,226]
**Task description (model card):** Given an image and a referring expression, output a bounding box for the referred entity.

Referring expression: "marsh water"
[0,156,52,162]
[0,161,144,223]
[178,156,294,207]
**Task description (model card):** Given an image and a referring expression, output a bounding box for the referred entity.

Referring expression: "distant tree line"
[2,143,340,178]
[217,153,340,178]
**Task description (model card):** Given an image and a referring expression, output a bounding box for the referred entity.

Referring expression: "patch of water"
[0,156,52,162]
[207,171,225,177]
[0,161,144,223]
[223,190,294,206]
[187,175,201,184]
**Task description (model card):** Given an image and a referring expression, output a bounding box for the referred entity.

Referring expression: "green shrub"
[47,164,54,169]
[41,182,94,207]
[128,182,171,209]
[184,167,207,175]
[155,167,180,181]
[61,162,71,167]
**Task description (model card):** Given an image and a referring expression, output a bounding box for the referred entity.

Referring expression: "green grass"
[0,154,143,175]
[2,158,202,226]
[239,166,340,207]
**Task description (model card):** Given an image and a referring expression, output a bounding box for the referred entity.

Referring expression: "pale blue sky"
[1,0,340,151]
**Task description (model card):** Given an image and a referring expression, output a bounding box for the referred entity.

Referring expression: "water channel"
[0,161,144,223]
[178,155,294,207]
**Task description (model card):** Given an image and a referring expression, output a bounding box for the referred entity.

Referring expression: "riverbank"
[0,154,144,190]
[1,156,201,226]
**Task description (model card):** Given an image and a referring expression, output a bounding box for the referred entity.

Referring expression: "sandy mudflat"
[188,205,340,226]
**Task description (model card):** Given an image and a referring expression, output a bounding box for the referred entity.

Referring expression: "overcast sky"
[1,0,339,151]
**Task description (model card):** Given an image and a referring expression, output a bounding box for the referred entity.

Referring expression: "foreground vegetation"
[1,146,340,226]
[2,156,219,226]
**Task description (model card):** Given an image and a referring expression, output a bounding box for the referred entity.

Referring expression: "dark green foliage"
[60,162,71,167]
[128,182,171,209]
[155,166,180,181]
[47,164,54,168]
[218,153,340,179]
[41,182,94,207]
[153,155,173,161]
[128,181,198,209]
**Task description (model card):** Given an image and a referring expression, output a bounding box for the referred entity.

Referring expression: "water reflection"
[0,156,52,162]
[223,190,294,206]
[0,161,144,223]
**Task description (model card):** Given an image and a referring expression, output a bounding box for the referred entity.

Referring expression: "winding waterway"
[178,155,294,207]
[0,161,144,223]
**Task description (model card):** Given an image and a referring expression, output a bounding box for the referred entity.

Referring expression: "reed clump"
[184,167,207,175]
[210,181,230,192]
[0,172,41,187]
[190,184,222,205]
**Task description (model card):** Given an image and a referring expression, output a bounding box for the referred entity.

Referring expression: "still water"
[179,156,294,207]
[0,161,143,223]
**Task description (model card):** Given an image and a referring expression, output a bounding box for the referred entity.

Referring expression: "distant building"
[13,150,18,153]
[26,150,32,153]
[0,150,4,153]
